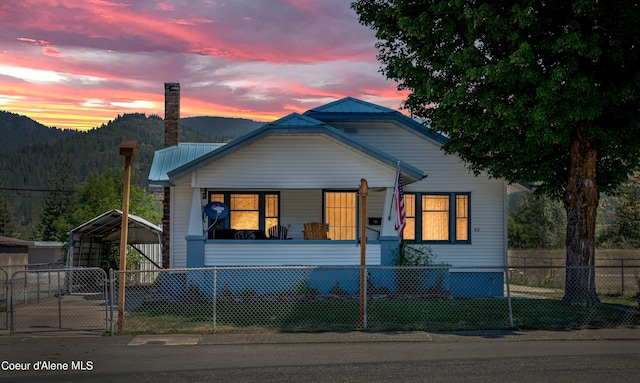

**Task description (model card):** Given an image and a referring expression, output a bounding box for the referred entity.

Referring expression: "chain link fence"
[7,268,108,334]
[112,265,640,335]
[509,257,640,297]
[1,264,637,336]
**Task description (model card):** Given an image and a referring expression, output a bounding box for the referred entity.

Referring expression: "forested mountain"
[181,116,263,141]
[0,111,78,153]
[0,112,263,226]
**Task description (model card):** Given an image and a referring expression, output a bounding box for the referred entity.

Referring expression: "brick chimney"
[164,82,180,147]
[162,82,180,268]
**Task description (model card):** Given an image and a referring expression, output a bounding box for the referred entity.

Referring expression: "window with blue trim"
[207,192,279,239]
[402,193,470,244]
[324,190,357,240]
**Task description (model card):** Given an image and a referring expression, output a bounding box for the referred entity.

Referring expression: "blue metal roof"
[148,143,226,185]
[147,98,459,186]
[269,112,325,126]
[304,97,448,146]
[306,96,397,114]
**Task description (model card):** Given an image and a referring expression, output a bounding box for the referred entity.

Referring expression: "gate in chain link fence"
[8,267,109,334]
[112,265,640,335]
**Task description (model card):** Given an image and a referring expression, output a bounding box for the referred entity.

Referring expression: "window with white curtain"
[402,193,470,244]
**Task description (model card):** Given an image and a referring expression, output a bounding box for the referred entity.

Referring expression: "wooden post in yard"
[359,179,368,329]
[117,141,138,334]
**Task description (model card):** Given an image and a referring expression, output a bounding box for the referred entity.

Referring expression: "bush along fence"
[108,265,640,335]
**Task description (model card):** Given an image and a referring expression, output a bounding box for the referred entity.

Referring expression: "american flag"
[394,166,406,236]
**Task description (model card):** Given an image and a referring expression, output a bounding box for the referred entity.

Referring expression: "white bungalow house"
[149,96,511,297]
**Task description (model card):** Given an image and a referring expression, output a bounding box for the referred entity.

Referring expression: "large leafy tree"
[509,193,566,249]
[598,172,640,247]
[74,167,161,226]
[353,0,640,305]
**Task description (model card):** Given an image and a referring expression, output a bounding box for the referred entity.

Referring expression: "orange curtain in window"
[230,194,259,230]
[325,192,356,240]
[456,195,469,241]
[422,195,449,240]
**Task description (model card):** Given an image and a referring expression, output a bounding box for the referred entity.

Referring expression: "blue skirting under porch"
[159,267,504,299]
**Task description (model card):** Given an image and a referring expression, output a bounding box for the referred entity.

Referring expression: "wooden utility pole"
[359,178,368,329]
[117,141,138,334]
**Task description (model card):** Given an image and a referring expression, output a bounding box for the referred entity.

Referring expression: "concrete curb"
[2,328,638,346]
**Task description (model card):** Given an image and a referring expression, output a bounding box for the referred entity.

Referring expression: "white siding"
[170,184,192,268]
[333,121,507,267]
[132,243,162,285]
[169,120,508,268]
[192,135,397,189]
[204,242,381,266]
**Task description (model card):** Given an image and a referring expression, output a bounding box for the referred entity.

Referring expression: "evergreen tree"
[38,155,78,241]
[0,181,18,237]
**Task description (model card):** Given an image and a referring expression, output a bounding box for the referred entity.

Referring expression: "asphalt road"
[0,330,639,382]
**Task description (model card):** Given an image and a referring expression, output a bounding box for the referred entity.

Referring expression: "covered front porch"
[183,186,403,268]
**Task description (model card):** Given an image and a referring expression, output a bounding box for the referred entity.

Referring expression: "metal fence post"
[9,274,14,334]
[504,267,514,327]
[57,270,62,330]
[36,272,40,303]
[212,269,217,334]
[363,266,368,330]
[23,267,27,305]
[109,269,115,336]
[621,259,625,296]
[0,268,6,331]
[101,269,108,334]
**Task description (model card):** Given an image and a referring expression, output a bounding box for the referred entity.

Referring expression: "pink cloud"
[0,0,408,131]
[156,2,174,11]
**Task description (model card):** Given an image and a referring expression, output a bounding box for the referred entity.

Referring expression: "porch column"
[186,188,205,268]
[380,187,400,265]
[379,237,400,265]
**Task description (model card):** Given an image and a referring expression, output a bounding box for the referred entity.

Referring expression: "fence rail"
[508,262,640,297]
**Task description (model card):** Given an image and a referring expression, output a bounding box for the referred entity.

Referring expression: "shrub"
[392,244,437,294]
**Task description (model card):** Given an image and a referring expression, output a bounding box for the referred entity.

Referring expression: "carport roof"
[68,209,162,244]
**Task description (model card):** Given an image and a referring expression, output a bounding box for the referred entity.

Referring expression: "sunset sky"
[0,0,409,131]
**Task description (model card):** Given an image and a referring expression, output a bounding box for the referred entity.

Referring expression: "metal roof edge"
[305,96,397,114]
[148,142,226,183]
[67,209,162,235]
[167,121,425,183]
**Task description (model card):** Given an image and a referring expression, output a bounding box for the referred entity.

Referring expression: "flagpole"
[388,161,401,220]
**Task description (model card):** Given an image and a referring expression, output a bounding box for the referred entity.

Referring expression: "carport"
[67,209,163,270]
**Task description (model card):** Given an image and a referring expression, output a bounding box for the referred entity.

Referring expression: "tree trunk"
[563,124,601,306]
